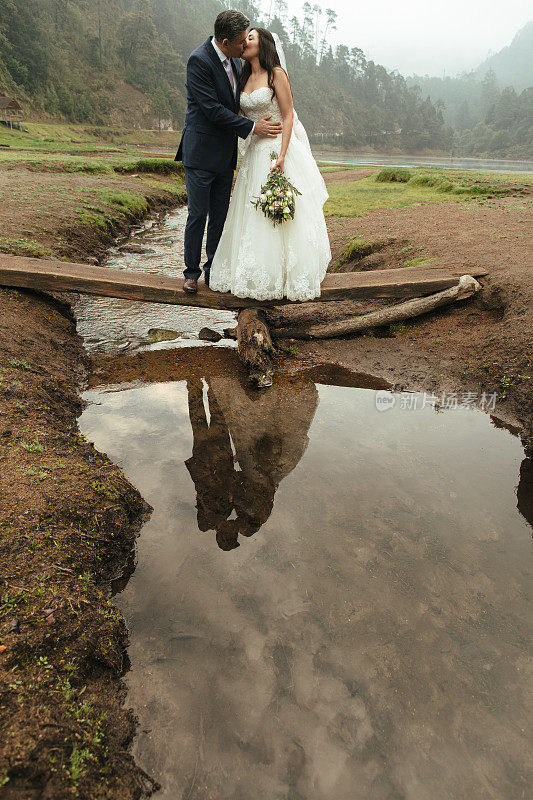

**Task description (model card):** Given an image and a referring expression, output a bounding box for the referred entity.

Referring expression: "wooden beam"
[0,254,488,308]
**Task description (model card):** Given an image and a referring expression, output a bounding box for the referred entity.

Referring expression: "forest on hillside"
[0,0,452,152]
[407,69,532,159]
[407,21,533,159]
[0,0,531,156]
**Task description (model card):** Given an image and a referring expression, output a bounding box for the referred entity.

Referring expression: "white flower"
[283,206,290,214]
[260,194,266,202]
[265,190,272,196]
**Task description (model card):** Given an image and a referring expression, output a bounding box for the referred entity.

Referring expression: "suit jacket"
[175,37,254,173]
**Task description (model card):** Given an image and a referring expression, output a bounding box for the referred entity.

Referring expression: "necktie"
[224,58,236,96]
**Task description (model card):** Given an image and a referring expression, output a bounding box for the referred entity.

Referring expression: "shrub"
[375,168,412,183]
[115,158,183,176]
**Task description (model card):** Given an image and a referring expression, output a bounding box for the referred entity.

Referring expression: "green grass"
[325,176,465,216]
[0,149,184,177]
[0,121,121,152]
[114,157,182,175]
[0,121,181,158]
[402,256,436,267]
[336,237,374,266]
[0,237,53,257]
[324,166,533,217]
[375,168,412,183]
[77,187,166,227]
[93,188,149,211]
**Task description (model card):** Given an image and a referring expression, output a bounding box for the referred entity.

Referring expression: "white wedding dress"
[209,87,331,302]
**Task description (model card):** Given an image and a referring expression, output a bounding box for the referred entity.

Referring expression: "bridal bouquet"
[251,152,302,227]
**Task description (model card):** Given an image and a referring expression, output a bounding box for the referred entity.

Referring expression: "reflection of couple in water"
[184,369,533,550]
[185,376,318,550]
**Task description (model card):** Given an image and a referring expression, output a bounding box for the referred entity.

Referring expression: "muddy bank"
[0,163,185,263]
[0,175,188,795]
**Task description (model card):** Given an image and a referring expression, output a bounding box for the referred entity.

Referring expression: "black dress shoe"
[183,278,198,293]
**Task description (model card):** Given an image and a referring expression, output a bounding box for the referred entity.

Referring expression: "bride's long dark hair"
[240,28,284,101]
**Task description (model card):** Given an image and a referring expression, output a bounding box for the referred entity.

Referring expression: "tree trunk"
[235,308,275,387]
[266,275,481,340]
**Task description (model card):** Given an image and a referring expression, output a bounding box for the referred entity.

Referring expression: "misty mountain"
[404,21,532,157]
[475,21,533,93]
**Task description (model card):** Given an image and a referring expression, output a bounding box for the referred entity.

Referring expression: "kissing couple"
[175,9,331,302]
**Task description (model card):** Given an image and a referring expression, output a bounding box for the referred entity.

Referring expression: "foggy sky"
[279,1,531,77]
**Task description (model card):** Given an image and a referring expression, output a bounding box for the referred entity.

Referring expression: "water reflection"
[517,455,533,528]
[80,360,532,800]
[186,377,318,549]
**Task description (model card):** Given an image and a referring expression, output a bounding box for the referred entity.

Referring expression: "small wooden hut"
[0,96,23,129]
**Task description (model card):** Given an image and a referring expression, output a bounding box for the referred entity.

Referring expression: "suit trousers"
[183,166,234,281]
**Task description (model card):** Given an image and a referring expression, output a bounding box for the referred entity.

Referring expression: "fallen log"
[235,308,275,387]
[266,275,481,340]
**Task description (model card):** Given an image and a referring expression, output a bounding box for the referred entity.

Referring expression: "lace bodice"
[240,86,283,124]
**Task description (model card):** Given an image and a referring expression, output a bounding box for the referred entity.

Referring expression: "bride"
[209,28,331,302]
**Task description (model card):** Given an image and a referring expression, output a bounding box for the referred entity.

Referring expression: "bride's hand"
[270,156,285,173]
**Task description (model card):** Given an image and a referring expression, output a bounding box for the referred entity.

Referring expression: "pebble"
[199,327,223,342]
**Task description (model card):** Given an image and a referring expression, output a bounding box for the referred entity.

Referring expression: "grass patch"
[317,162,358,174]
[403,256,436,267]
[407,172,510,196]
[87,188,149,214]
[0,148,184,179]
[115,157,183,175]
[20,438,44,452]
[325,176,464,216]
[0,237,52,257]
[324,165,530,217]
[77,189,150,227]
[334,237,374,269]
[77,211,110,229]
[376,168,412,182]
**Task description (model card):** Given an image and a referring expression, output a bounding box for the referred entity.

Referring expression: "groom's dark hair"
[214,10,250,43]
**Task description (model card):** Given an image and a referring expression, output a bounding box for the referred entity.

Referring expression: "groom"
[175,10,282,293]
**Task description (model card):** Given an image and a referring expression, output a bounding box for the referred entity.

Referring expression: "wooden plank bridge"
[0,254,488,307]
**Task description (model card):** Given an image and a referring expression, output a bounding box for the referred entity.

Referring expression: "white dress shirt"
[211,37,254,137]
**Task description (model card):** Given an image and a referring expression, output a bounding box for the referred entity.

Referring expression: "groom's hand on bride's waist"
[253,115,282,138]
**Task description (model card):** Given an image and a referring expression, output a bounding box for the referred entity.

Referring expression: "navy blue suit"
[175,37,254,282]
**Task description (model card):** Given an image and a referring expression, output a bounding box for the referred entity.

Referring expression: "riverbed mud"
[0,285,159,798]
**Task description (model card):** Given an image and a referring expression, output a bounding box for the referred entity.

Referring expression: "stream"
[74,207,532,799]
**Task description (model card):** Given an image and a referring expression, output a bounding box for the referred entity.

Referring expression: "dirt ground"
[0,162,532,797]
[0,165,185,262]
[321,167,378,183]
